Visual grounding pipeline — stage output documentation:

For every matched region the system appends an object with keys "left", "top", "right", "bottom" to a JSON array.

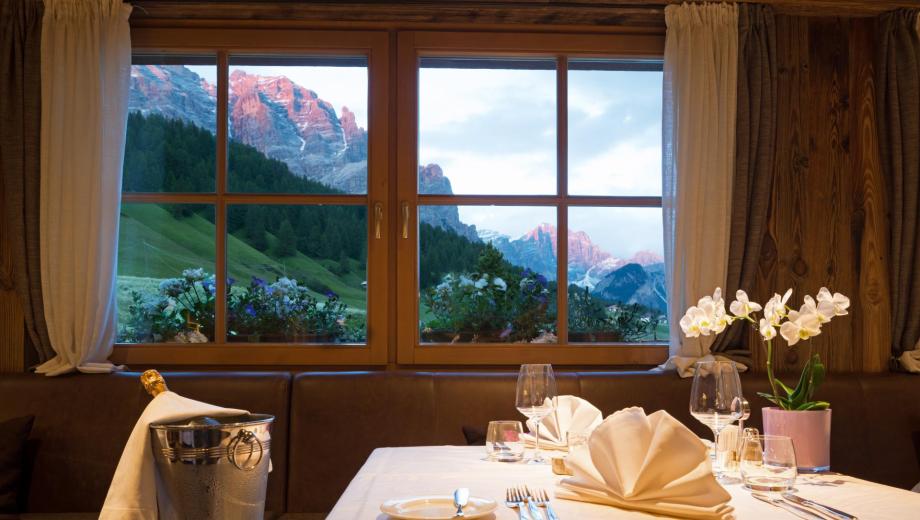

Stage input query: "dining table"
[{"left": 327, "top": 445, "right": 920, "bottom": 519}]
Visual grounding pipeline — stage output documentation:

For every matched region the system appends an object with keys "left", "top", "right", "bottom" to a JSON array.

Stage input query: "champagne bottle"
[{"left": 141, "top": 369, "right": 168, "bottom": 397}]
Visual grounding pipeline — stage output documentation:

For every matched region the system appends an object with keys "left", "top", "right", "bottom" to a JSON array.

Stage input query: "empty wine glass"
[
  {"left": 515, "top": 364, "right": 557, "bottom": 464},
  {"left": 689, "top": 360, "right": 744, "bottom": 482}
]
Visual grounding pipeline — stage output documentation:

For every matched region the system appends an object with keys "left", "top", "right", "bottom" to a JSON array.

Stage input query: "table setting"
[{"left": 328, "top": 287, "right": 920, "bottom": 519}]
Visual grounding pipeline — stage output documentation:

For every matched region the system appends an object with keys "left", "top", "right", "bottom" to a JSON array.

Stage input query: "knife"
[
  {"left": 751, "top": 492, "right": 824, "bottom": 519},
  {"left": 782, "top": 493, "right": 858, "bottom": 520}
]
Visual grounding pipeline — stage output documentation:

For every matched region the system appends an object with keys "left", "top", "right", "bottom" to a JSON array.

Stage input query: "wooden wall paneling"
[
  {"left": 752, "top": 16, "right": 890, "bottom": 374},
  {"left": 848, "top": 18, "right": 891, "bottom": 373},
  {"left": 753, "top": 15, "right": 810, "bottom": 374},
  {"left": 803, "top": 17, "right": 854, "bottom": 373}
]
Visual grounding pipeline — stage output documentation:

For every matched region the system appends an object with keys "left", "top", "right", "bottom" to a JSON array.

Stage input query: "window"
[
  {"left": 115, "top": 28, "right": 665, "bottom": 366},
  {"left": 115, "top": 31, "right": 389, "bottom": 365},
  {"left": 396, "top": 32, "right": 667, "bottom": 365}
]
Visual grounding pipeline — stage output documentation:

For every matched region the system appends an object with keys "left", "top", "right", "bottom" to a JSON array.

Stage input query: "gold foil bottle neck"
[{"left": 141, "top": 369, "right": 168, "bottom": 397}]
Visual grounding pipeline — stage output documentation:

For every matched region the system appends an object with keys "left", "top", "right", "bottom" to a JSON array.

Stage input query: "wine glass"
[
  {"left": 689, "top": 360, "right": 744, "bottom": 481},
  {"left": 515, "top": 364, "right": 557, "bottom": 464}
]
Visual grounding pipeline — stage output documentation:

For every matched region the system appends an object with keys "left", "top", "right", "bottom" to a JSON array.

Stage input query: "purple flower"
[
  {"left": 201, "top": 280, "right": 215, "bottom": 295},
  {"left": 227, "top": 277, "right": 236, "bottom": 287},
  {"left": 325, "top": 290, "right": 338, "bottom": 299},
  {"left": 251, "top": 276, "right": 267, "bottom": 288},
  {"left": 536, "top": 274, "right": 548, "bottom": 287},
  {"left": 244, "top": 304, "right": 256, "bottom": 317}
]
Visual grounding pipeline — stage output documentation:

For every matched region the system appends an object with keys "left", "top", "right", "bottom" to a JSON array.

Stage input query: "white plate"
[{"left": 380, "top": 495, "right": 498, "bottom": 519}]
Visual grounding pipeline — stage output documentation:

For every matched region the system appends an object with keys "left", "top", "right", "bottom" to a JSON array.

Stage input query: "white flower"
[
  {"left": 764, "top": 288, "right": 792, "bottom": 326},
  {"left": 474, "top": 276, "right": 488, "bottom": 289},
  {"left": 817, "top": 287, "right": 850, "bottom": 316},
  {"left": 680, "top": 306, "right": 712, "bottom": 337},
  {"left": 459, "top": 275, "right": 473, "bottom": 287},
  {"left": 801, "top": 295, "right": 832, "bottom": 324},
  {"left": 759, "top": 318, "right": 777, "bottom": 340},
  {"left": 182, "top": 268, "right": 207, "bottom": 282},
  {"left": 493, "top": 277, "right": 507, "bottom": 291},
  {"left": 779, "top": 310, "right": 822, "bottom": 346},
  {"left": 729, "top": 290, "right": 762, "bottom": 318}
]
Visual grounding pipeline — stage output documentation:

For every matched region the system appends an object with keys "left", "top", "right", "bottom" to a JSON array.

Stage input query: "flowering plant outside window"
[{"left": 680, "top": 287, "right": 850, "bottom": 411}]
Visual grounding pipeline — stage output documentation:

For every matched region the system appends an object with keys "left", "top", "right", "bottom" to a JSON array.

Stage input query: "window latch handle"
[
  {"left": 374, "top": 202, "right": 384, "bottom": 239},
  {"left": 401, "top": 202, "right": 409, "bottom": 239}
]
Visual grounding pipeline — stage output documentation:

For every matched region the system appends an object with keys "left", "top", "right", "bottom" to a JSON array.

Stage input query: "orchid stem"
[{"left": 766, "top": 339, "right": 780, "bottom": 407}]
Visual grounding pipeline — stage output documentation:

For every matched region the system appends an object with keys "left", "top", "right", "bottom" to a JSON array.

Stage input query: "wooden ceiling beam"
[{"left": 129, "top": 1, "right": 919, "bottom": 28}]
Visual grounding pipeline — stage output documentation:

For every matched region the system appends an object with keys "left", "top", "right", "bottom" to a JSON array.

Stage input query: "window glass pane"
[
  {"left": 567, "top": 206, "right": 667, "bottom": 342},
  {"left": 117, "top": 203, "right": 216, "bottom": 343},
  {"left": 226, "top": 204, "right": 367, "bottom": 343},
  {"left": 419, "top": 205, "right": 557, "bottom": 343},
  {"left": 418, "top": 58, "right": 556, "bottom": 195},
  {"left": 228, "top": 56, "right": 368, "bottom": 194},
  {"left": 568, "top": 61, "right": 663, "bottom": 196},
  {"left": 125, "top": 55, "right": 217, "bottom": 192}
]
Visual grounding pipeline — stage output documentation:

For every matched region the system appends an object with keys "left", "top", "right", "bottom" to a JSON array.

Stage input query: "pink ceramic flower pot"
[{"left": 762, "top": 407, "right": 831, "bottom": 472}]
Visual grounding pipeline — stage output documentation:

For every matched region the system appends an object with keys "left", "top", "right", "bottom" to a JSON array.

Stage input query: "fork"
[
  {"left": 531, "top": 488, "right": 559, "bottom": 520},
  {"left": 505, "top": 487, "right": 533, "bottom": 520},
  {"left": 520, "top": 486, "right": 544, "bottom": 520}
]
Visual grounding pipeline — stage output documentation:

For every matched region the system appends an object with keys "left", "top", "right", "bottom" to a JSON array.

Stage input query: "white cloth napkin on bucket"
[
  {"left": 522, "top": 395, "right": 603, "bottom": 451},
  {"left": 557, "top": 407, "right": 734, "bottom": 520},
  {"left": 100, "top": 391, "right": 249, "bottom": 520}
]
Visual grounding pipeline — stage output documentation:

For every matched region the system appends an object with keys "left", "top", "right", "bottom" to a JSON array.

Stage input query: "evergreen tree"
[
  {"left": 245, "top": 206, "right": 268, "bottom": 251},
  {"left": 275, "top": 219, "right": 297, "bottom": 257}
]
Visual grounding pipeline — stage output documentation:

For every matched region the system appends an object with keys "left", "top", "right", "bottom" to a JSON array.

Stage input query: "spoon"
[{"left": 453, "top": 487, "right": 470, "bottom": 517}]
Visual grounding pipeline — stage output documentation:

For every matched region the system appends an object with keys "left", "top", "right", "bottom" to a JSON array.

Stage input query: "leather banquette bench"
[{"left": 1, "top": 370, "right": 918, "bottom": 518}]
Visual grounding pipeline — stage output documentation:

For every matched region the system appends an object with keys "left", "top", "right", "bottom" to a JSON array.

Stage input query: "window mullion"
[
  {"left": 215, "top": 50, "right": 229, "bottom": 344},
  {"left": 556, "top": 55, "right": 569, "bottom": 345}
]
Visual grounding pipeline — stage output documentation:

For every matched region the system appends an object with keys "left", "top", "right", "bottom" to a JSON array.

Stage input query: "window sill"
[{"left": 111, "top": 343, "right": 387, "bottom": 366}]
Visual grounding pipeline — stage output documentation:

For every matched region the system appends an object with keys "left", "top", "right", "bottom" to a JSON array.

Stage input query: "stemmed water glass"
[
  {"left": 689, "top": 360, "right": 744, "bottom": 482},
  {"left": 515, "top": 364, "right": 557, "bottom": 465}
]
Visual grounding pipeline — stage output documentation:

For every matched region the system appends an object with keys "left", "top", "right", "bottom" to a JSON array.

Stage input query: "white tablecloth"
[{"left": 328, "top": 445, "right": 920, "bottom": 519}]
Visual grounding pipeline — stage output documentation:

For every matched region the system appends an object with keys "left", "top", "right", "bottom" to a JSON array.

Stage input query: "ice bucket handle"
[{"left": 228, "top": 429, "right": 264, "bottom": 471}]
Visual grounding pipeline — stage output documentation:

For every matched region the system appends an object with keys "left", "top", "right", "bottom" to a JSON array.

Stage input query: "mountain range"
[{"left": 128, "top": 64, "right": 666, "bottom": 311}]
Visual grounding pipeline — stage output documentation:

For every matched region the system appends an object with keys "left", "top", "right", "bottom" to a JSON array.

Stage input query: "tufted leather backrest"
[{"left": 0, "top": 371, "right": 291, "bottom": 514}]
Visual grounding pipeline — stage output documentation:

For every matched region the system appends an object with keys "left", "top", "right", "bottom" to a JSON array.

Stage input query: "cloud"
[
  {"left": 421, "top": 146, "right": 556, "bottom": 195},
  {"left": 569, "top": 139, "right": 661, "bottom": 196}
]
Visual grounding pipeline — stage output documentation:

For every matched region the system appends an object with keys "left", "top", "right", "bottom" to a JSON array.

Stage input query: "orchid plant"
[{"left": 680, "top": 287, "right": 850, "bottom": 411}]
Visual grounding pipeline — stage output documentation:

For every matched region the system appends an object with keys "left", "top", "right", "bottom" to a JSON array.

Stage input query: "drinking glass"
[
  {"left": 740, "top": 435, "right": 797, "bottom": 492},
  {"left": 485, "top": 421, "right": 525, "bottom": 462},
  {"left": 515, "top": 364, "right": 557, "bottom": 464},
  {"left": 689, "top": 360, "right": 744, "bottom": 481}
]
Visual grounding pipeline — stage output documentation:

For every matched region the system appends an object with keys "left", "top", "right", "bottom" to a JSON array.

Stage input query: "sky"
[{"left": 419, "top": 66, "right": 664, "bottom": 259}]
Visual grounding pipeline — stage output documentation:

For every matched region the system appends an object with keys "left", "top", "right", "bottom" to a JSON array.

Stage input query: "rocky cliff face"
[
  {"left": 418, "top": 164, "right": 480, "bottom": 242},
  {"left": 129, "top": 64, "right": 369, "bottom": 193}
]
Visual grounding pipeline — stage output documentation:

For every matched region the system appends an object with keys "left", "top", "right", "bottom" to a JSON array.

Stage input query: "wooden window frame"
[
  {"left": 395, "top": 31, "right": 669, "bottom": 365},
  {"left": 111, "top": 28, "right": 390, "bottom": 366}
]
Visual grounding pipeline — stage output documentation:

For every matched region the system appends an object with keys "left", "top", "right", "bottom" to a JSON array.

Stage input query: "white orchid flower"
[
  {"left": 801, "top": 295, "right": 833, "bottom": 324},
  {"left": 680, "top": 306, "right": 713, "bottom": 337},
  {"left": 759, "top": 318, "right": 777, "bottom": 340},
  {"left": 779, "top": 310, "right": 822, "bottom": 346},
  {"left": 764, "top": 288, "right": 793, "bottom": 326},
  {"left": 729, "top": 289, "right": 762, "bottom": 318},
  {"left": 817, "top": 287, "right": 850, "bottom": 316}
]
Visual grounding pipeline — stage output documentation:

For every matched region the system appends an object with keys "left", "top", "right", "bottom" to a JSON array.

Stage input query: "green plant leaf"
[
  {"left": 757, "top": 391, "right": 792, "bottom": 410},
  {"left": 806, "top": 354, "right": 825, "bottom": 402},
  {"left": 788, "top": 356, "right": 814, "bottom": 410},
  {"left": 775, "top": 378, "right": 795, "bottom": 398},
  {"left": 796, "top": 401, "right": 830, "bottom": 411}
]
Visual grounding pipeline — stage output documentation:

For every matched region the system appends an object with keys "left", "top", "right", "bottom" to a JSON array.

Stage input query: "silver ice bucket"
[{"left": 150, "top": 413, "right": 274, "bottom": 519}]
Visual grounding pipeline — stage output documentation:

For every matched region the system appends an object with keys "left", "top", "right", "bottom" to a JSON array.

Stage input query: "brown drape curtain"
[
  {"left": 878, "top": 9, "right": 920, "bottom": 359},
  {"left": 710, "top": 4, "right": 777, "bottom": 364},
  {"left": 0, "top": 0, "right": 53, "bottom": 363}
]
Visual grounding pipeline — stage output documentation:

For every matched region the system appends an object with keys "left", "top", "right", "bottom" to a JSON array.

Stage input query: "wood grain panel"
[
  {"left": 129, "top": 1, "right": 920, "bottom": 27},
  {"left": 849, "top": 19, "right": 891, "bottom": 373},
  {"left": 751, "top": 16, "right": 890, "bottom": 374},
  {"left": 0, "top": 290, "right": 24, "bottom": 373}
]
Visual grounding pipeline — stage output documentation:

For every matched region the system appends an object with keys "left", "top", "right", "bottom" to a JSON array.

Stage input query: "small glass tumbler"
[
  {"left": 740, "top": 435, "right": 797, "bottom": 492},
  {"left": 486, "top": 421, "right": 525, "bottom": 462}
]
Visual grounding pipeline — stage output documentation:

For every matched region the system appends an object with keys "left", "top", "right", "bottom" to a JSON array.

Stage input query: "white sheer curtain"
[
  {"left": 659, "top": 3, "right": 739, "bottom": 377},
  {"left": 36, "top": 0, "right": 132, "bottom": 376}
]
